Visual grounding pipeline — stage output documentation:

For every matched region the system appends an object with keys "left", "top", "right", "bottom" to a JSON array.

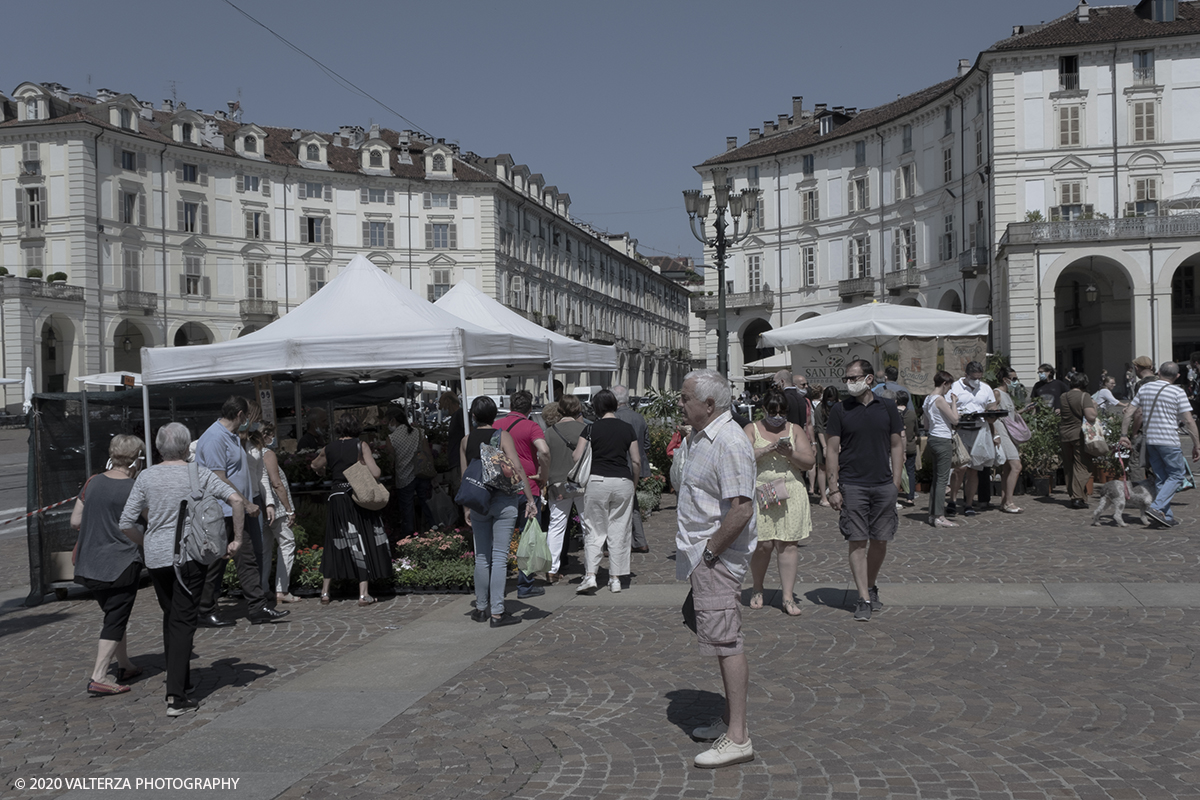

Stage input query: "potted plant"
[
  {"left": 46, "top": 271, "right": 67, "bottom": 283},
  {"left": 1018, "top": 398, "right": 1061, "bottom": 496},
  {"left": 26, "top": 268, "right": 43, "bottom": 280}
]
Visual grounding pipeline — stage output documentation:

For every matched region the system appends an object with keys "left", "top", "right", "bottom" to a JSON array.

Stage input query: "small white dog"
[{"left": 1091, "top": 480, "right": 1157, "bottom": 527}]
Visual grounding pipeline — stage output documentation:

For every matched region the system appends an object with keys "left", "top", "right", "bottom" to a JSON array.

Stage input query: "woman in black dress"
[{"left": 311, "top": 414, "right": 391, "bottom": 606}]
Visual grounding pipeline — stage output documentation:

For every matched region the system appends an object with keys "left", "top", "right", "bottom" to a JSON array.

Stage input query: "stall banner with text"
[
  {"left": 945, "top": 337, "right": 988, "bottom": 377},
  {"left": 790, "top": 344, "right": 881, "bottom": 386},
  {"left": 898, "top": 337, "right": 938, "bottom": 393}
]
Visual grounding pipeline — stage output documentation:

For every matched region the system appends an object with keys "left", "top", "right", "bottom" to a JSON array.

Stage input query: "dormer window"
[
  {"left": 819, "top": 116, "right": 833, "bottom": 135},
  {"left": 306, "top": 143, "right": 320, "bottom": 161},
  {"left": 432, "top": 154, "right": 446, "bottom": 172},
  {"left": 25, "top": 98, "right": 38, "bottom": 121},
  {"left": 245, "top": 135, "right": 257, "bottom": 153},
  {"left": 369, "top": 150, "right": 383, "bottom": 167},
  {"left": 119, "top": 108, "right": 133, "bottom": 130},
  {"left": 182, "top": 123, "right": 193, "bottom": 144}
]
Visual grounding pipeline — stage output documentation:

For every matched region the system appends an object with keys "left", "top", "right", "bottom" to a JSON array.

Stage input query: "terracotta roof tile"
[
  {"left": 991, "top": 1, "right": 1200, "bottom": 51},
  {"left": 701, "top": 77, "right": 961, "bottom": 166}
]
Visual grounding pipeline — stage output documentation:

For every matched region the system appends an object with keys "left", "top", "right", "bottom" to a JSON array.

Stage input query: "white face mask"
[
  {"left": 845, "top": 378, "right": 870, "bottom": 396},
  {"left": 965, "top": 378, "right": 980, "bottom": 391}
]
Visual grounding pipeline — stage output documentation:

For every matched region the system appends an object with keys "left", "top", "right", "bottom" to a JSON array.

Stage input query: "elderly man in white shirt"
[
  {"left": 947, "top": 361, "right": 1001, "bottom": 517},
  {"left": 676, "top": 369, "right": 757, "bottom": 769}
]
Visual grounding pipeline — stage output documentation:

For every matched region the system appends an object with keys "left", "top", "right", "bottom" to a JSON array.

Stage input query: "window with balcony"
[
  {"left": 1059, "top": 55, "right": 1079, "bottom": 91},
  {"left": 123, "top": 249, "right": 140, "bottom": 291},
  {"left": 802, "top": 189, "right": 819, "bottom": 221},
  {"left": 1058, "top": 105, "right": 1081, "bottom": 146},
  {"left": 943, "top": 148, "right": 953, "bottom": 185},
  {"left": 24, "top": 244, "right": 43, "bottom": 272},
  {"left": 426, "top": 222, "right": 456, "bottom": 249},
  {"left": 1134, "top": 50, "right": 1155, "bottom": 85},
  {"left": 427, "top": 268, "right": 452, "bottom": 302},
  {"left": 747, "top": 165, "right": 759, "bottom": 188},
  {"left": 802, "top": 246, "right": 816, "bottom": 287},
  {"left": 850, "top": 236, "right": 871, "bottom": 278},
  {"left": 1133, "top": 100, "right": 1157, "bottom": 142},
  {"left": 894, "top": 226, "right": 916, "bottom": 269},
  {"left": 301, "top": 215, "right": 330, "bottom": 244},
  {"left": 246, "top": 261, "right": 264, "bottom": 300},
  {"left": 1130, "top": 177, "right": 1159, "bottom": 216},
  {"left": 747, "top": 254, "right": 762, "bottom": 292},
  {"left": 1054, "top": 181, "right": 1084, "bottom": 220},
  {"left": 244, "top": 210, "right": 270, "bottom": 240},
  {"left": 308, "top": 265, "right": 326, "bottom": 296},
  {"left": 902, "top": 124, "right": 912, "bottom": 153},
  {"left": 22, "top": 142, "right": 40, "bottom": 175}
]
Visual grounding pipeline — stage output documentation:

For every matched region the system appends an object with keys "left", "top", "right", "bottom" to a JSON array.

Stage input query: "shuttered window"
[{"left": 426, "top": 223, "right": 456, "bottom": 249}]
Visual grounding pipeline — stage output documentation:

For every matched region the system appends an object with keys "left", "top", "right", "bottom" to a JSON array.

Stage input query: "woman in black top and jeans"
[{"left": 576, "top": 389, "right": 640, "bottom": 595}]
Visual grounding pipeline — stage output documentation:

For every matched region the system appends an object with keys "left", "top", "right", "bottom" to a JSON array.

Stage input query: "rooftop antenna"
[{"left": 167, "top": 80, "right": 177, "bottom": 102}]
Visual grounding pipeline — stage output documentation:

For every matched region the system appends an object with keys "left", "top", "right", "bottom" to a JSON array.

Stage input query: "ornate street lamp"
[{"left": 683, "top": 167, "right": 760, "bottom": 376}]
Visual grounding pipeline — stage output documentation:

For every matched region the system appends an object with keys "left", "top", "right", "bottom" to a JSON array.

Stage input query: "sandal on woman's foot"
[
  {"left": 782, "top": 598, "right": 804, "bottom": 617},
  {"left": 358, "top": 595, "right": 376, "bottom": 607},
  {"left": 116, "top": 665, "right": 143, "bottom": 682},
  {"left": 749, "top": 591, "right": 764, "bottom": 609},
  {"left": 320, "top": 593, "right": 331, "bottom": 606},
  {"left": 933, "top": 517, "right": 958, "bottom": 528},
  {"left": 277, "top": 592, "right": 303, "bottom": 603},
  {"left": 1002, "top": 504, "right": 1023, "bottom": 514}
]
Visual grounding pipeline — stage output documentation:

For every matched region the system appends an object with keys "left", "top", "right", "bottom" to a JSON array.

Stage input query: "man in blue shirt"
[{"left": 195, "top": 396, "right": 288, "bottom": 626}]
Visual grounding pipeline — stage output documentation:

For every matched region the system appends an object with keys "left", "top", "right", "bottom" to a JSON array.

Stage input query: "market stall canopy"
[
  {"left": 742, "top": 352, "right": 792, "bottom": 374},
  {"left": 73, "top": 371, "right": 142, "bottom": 388},
  {"left": 139, "top": 256, "right": 553, "bottom": 385},
  {"left": 434, "top": 282, "right": 618, "bottom": 372},
  {"left": 758, "top": 302, "right": 991, "bottom": 349}
]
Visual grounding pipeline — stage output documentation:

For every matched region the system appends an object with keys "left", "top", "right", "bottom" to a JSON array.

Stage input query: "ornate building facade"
[
  {"left": 693, "top": 0, "right": 1200, "bottom": 385},
  {"left": 0, "top": 84, "right": 690, "bottom": 406}
]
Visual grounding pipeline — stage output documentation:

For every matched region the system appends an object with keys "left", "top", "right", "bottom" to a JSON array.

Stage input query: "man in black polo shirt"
[{"left": 824, "top": 360, "right": 903, "bottom": 623}]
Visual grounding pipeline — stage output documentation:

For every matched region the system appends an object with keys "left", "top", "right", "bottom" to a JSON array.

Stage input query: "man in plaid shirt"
[{"left": 675, "top": 369, "right": 758, "bottom": 769}]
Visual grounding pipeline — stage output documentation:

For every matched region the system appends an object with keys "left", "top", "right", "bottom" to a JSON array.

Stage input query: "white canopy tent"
[
  {"left": 759, "top": 302, "right": 990, "bottom": 349},
  {"left": 434, "top": 281, "right": 617, "bottom": 394},
  {"left": 138, "top": 255, "right": 555, "bottom": 453},
  {"left": 742, "top": 352, "right": 792, "bottom": 374}
]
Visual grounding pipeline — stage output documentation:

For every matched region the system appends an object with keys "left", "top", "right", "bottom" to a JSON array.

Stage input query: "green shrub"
[
  {"left": 1018, "top": 398, "right": 1061, "bottom": 479},
  {"left": 26, "top": 268, "right": 43, "bottom": 279},
  {"left": 393, "top": 557, "right": 474, "bottom": 589},
  {"left": 46, "top": 271, "right": 67, "bottom": 283},
  {"left": 292, "top": 545, "right": 324, "bottom": 589}
]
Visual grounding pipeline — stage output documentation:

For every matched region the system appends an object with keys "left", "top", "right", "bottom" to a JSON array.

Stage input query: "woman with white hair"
[{"left": 120, "top": 423, "right": 246, "bottom": 718}]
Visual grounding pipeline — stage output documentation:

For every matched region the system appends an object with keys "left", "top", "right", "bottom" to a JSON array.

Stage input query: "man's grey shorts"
[
  {"left": 838, "top": 482, "right": 899, "bottom": 542},
  {"left": 689, "top": 559, "right": 744, "bottom": 657}
]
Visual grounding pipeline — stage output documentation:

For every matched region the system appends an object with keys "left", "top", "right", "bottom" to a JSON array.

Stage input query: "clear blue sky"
[{"left": 7, "top": 0, "right": 1071, "bottom": 262}]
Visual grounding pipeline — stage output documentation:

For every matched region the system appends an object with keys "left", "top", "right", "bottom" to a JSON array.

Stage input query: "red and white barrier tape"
[{"left": 1, "top": 495, "right": 77, "bottom": 526}]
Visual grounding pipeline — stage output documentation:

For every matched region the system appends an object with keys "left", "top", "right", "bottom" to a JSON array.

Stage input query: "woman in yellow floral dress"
[{"left": 743, "top": 389, "right": 815, "bottom": 616}]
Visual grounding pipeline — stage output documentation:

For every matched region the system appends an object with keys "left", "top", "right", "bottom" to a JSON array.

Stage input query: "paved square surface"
[{"left": 1, "top": 487, "right": 1197, "bottom": 799}]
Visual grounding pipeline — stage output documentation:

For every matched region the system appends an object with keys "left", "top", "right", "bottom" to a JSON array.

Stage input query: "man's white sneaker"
[
  {"left": 694, "top": 733, "right": 754, "bottom": 768},
  {"left": 691, "top": 718, "right": 728, "bottom": 741},
  {"left": 608, "top": 577, "right": 622, "bottom": 593},
  {"left": 576, "top": 575, "right": 598, "bottom": 594}
]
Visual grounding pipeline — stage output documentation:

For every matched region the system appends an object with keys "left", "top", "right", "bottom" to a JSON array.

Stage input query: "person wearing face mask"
[
  {"left": 1030, "top": 364, "right": 1069, "bottom": 411},
  {"left": 993, "top": 367, "right": 1024, "bottom": 514},
  {"left": 255, "top": 422, "right": 301, "bottom": 603},
  {"left": 947, "top": 362, "right": 1000, "bottom": 517},
  {"left": 743, "top": 389, "right": 815, "bottom": 617},
  {"left": 824, "top": 360, "right": 904, "bottom": 623},
  {"left": 195, "top": 396, "right": 288, "bottom": 627}
]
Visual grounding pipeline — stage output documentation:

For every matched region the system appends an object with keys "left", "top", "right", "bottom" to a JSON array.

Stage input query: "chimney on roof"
[
  {"left": 292, "top": 128, "right": 301, "bottom": 141},
  {"left": 368, "top": 123, "right": 380, "bottom": 139},
  {"left": 161, "top": 99, "right": 174, "bottom": 113},
  {"left": 213, "top": 110, "right": 226, "bottom": 121},
  {"left": 1076, "top": 0, "right": 1090, "bottom": 23},
  {"left": 726, "top": 136, "right": 738, "bottom": 151},
  {"left": 765, "top": 120, "right": 776, "bottom": 133},
  {"left": 815, "top": 103, "right": 827, "bottom": 114},
  {"left": 792, "top": 96, "right": 803, "bottom": 123},
  {"left": 778, "top": 113, "right": 790, "bottom": 129},
  {"left": 96, "top": 88, "right": 116, "bottom": 102},
  {"left": 846, "top": 107, "right": 857, "bottom": 116},
  {"left": 833, "top": 106, "right": 845, "bottom": 115},
  {"left": 749, "top": 127, "right": 761, "bottom": 140},
  {"left": 958, "top": 58, "right": 971, "bottom": 77}
]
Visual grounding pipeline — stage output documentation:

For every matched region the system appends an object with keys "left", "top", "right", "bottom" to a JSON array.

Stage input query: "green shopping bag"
[{"left": 516, "top": 517, "right": 552, "bottom": 575}]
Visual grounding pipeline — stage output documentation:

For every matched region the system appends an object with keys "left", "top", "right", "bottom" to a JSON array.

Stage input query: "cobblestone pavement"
[{"left": 2, "top": 487, "right": 1198, "bottom": 799}]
